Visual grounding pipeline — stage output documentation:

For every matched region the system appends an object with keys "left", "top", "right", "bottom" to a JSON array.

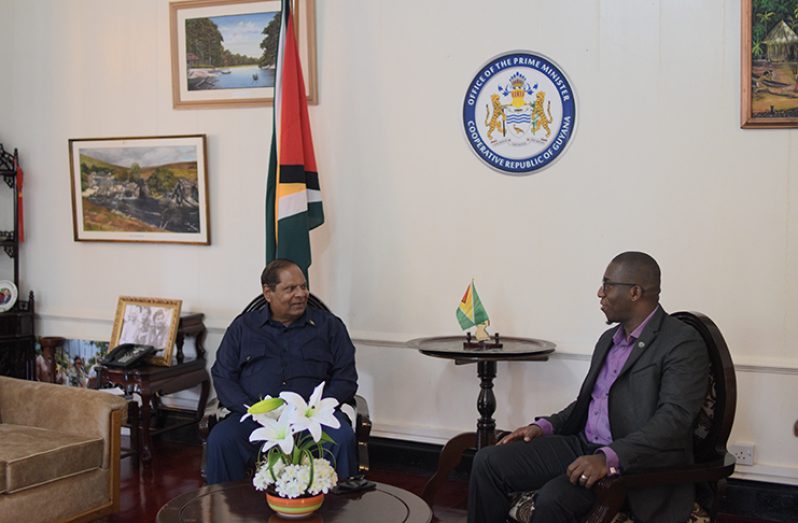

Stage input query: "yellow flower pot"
[{"left": 266, "top": 492, "right": 324, "bottom": 519}]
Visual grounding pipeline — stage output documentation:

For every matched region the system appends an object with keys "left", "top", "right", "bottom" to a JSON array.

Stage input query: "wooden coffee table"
[{"left": 156, "top": 480, "right": 432, "bottom": 523}]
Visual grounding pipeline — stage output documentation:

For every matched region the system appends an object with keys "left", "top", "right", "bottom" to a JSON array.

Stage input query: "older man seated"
[{"left": 206, "top": 258, "right": 358, "bottom": 484}]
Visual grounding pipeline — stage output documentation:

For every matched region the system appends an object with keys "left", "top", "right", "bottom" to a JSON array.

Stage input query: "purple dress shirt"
[{"left": 534, "top": 306, "right": 659, "bottom": 473}]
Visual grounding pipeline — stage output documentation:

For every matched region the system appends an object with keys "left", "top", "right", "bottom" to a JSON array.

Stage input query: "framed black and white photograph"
[{"left": 109, "top": 296, "right": 182, "bottom": 366}]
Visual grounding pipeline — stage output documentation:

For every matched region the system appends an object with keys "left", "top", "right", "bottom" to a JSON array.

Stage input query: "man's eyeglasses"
[{"left": 600, "top": 281, "right": 638, "bottom": 293}]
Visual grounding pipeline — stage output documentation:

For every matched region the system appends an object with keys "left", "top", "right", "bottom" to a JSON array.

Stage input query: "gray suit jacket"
[{"left": 543, "top": 307, "right": 709, "bottom": 523}]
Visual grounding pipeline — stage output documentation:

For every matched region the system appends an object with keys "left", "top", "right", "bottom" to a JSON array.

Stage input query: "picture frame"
[
  {"left": 36, "top": 338, "right": 110, "bottom": 388},
  {"left": 109, "top": 297, "right": 183, "bottom": 367},
  {"left": 68, "top": 135, "right": 210, "bottom": 244},
  {"left": 741, "top": 0, "right": 798, "bottom": 128},
  {"left": 169, "top": 0, "right": 317, "bottom": 109}
]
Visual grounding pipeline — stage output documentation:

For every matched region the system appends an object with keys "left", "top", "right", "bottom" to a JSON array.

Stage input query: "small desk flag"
[{"left": 456, "top": 280, "right": 490, "bottom": 340}]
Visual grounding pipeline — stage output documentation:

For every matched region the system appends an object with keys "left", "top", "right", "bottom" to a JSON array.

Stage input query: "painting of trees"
[
  {"left": 259, "top": 11, "right": 282, "bottom": 68},
  {"left": 752, "top": 0, "right": 798, "bottom": 58},
  {"left": 170, "top": 0, "right": 317, "bottom": 107},
  {"left": 186, "top": 17, "right": 225, "bottom": 67}
]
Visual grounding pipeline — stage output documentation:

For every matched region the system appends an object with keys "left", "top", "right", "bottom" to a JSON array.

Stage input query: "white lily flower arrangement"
[{"left": 244, "top": 381, "right": 341, "bottom": 498}]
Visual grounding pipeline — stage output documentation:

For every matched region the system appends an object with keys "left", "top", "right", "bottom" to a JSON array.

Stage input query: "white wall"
[{"left": 1, "top": 0, "right": 797, "bottom": 485}]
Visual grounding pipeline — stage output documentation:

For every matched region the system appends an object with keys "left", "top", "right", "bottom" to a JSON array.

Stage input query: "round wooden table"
[
  {"left": 156, "top": 481, "right": 432, "bottom": 523},
  {"left": 407, "top": 335, "right": 555, "bottom": 504}
]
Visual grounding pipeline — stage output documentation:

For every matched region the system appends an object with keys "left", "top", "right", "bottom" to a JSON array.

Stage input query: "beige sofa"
[{"left": 0, "top": 376, "right": 128, "bottom": 523}]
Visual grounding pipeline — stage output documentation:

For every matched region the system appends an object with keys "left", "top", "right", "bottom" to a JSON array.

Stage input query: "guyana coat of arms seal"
[{"left": 463, "top": 51, "right": 577, "bottom": 175}]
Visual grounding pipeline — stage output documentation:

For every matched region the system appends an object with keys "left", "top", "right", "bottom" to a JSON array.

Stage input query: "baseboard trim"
[{"left": 732, "top": 464, "right": 798, "bottom": 486}]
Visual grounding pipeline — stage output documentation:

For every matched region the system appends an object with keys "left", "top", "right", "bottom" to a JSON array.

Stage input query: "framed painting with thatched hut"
[{"left": 742, "top": 0, "right": 798, "bottom": 127}]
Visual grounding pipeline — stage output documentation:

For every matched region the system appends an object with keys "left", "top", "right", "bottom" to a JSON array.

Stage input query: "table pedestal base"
[{"left": 410, "top": 334, "right": 555, "bottom": 507}]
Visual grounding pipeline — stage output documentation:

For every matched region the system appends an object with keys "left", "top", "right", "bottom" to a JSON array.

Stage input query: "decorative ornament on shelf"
[
  {"left": 456, "top": 279, "right": 502, "bottom": 350},
  {"left": 243, "top": 382, "right": 340, "bottom": 518},
  {"left": 0, "top": 280, "right": 18, "bottom": 313}
]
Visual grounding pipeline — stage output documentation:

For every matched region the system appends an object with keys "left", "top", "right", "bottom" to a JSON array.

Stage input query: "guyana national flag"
[
  {"left": 266, "top": 0, "right": 323, "bottom": 278},
  {"left": 456, "top": 280, "right": 490, "bottom": 331}
]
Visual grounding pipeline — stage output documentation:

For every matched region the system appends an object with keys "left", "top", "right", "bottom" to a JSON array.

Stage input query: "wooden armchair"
[
  {"left": 510, "top": 311, "right": 737, "bottom": 523},
  {"left": 199, "top": 293, "right": 372, "bottom": 481}
]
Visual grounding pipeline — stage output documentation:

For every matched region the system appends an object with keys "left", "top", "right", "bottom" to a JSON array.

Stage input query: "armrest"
[
  {"left": 199, "top": 397, "right": 222, "bottom": 441},
  {"left": 354, "top": 394, "right": 372, "bottom": 474},
  {"left": 0, "top": 376, "right": 128, "bottom": 440},
  {"left": 584, "top": 453, "right": 736, "bottom": 523},
  {"left": 355, "top": 394, "right": 371, "bottom": 435},
  {"left": 596, "top": 453, "right": 735, "bottom": 492}
]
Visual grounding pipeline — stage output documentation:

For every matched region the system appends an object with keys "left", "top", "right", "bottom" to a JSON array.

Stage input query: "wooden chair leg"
[{"left": 422, "top": 431, "right": 477, "bottom": 505}]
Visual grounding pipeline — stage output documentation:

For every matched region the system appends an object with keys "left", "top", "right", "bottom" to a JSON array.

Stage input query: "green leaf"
[
  {"left": 303, "top": 448, "right": 315, "bottom": 490},
  {"left": 267, "top": 447, "right": 282, "bottom": 481},
  {"left": 318, "top": 432, "right": 336, "bottom": 445}
]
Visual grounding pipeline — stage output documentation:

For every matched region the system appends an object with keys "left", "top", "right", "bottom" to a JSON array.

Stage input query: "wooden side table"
[
  {"left": 120, "top": 399, "right": 140, "bottom": 462},
  {"left": 97, "top": 313, "right": 210, "bottom": 463},
  {"left": 407, "top": 335, "right": 555, "bottom": 505}
]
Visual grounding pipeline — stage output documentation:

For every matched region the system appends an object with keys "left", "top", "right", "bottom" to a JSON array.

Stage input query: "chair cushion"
[
  {"left": 694, "top": 363, "right": 717, "bottom": 442},
  {"left": 508, "top": 490, "right": 537, "bottom": 523},
  {"left": 0, "top": 424, "right": 104, "bottom": 494},
  {"left": 507, "top": 491, "right": 709, "bottom": 523}
]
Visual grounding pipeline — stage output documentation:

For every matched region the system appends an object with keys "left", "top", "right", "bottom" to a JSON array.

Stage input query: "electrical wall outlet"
[{"left": 729, "top": 442, "right": 755, "bottom": 466}]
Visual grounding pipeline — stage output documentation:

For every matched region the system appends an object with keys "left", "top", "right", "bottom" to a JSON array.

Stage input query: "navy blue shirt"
[{"left": 211, "top": 306, "right": 358, "bottom": 414}]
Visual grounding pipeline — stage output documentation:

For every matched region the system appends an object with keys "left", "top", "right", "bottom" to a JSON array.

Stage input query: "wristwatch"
[{"left": 607, "top": 466, "right": 620, "bottom": 477}]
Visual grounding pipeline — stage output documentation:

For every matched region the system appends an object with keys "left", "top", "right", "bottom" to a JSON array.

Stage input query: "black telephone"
[{"left": 101, "top": 343, "right": 158, "bottom": 368}]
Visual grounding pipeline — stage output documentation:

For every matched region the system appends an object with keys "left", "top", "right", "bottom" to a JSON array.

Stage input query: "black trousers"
[{"left": 468, "top": 434, "right": 600, "bottom": 523}]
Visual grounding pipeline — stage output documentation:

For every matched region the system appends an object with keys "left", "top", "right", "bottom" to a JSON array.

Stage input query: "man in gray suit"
[{"left": 468, "top": 252, "right": 709, "bottom": 523}]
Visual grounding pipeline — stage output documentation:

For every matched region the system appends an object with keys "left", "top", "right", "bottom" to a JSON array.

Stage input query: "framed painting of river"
[
  {"left": 169, "top": 0, "right": 317, "bottom": 109},
  {"left": 742, "top": 0, "right": 798, "bottom": 128},
  {"left": 68, "top": 135, "right": 210, "bottom": 244}
]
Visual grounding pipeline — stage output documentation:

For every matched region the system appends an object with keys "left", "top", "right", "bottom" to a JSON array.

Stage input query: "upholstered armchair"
[
  {"left": 0, "top": 375, "right": 128, "bottom": 523},
  {"left": 509, "top": 311, "right": 737, "bottom": 523}
]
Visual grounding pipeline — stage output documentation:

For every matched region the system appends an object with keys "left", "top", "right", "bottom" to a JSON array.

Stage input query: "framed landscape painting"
[
  {"left": 741, "top": 0, "right": 798, "bottom": 128},
  {"left": 69, "top": 135, "right": 209, "bottom": 244},
  {"left": 170, "top": 0, "right": 317, "bottom": 108}
]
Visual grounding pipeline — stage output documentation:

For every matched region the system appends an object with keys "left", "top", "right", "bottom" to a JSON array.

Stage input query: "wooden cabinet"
[{"left": 0, "top": 145, "right": 35, "bottom": 379}]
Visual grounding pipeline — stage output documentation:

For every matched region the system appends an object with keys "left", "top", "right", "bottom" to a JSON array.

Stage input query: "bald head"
[
  {"left": 599, "top": 252, "right": 661, "bottom": 331},
  {"left": 610, "top": 251, "right": 661, "bottom": 301}
]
